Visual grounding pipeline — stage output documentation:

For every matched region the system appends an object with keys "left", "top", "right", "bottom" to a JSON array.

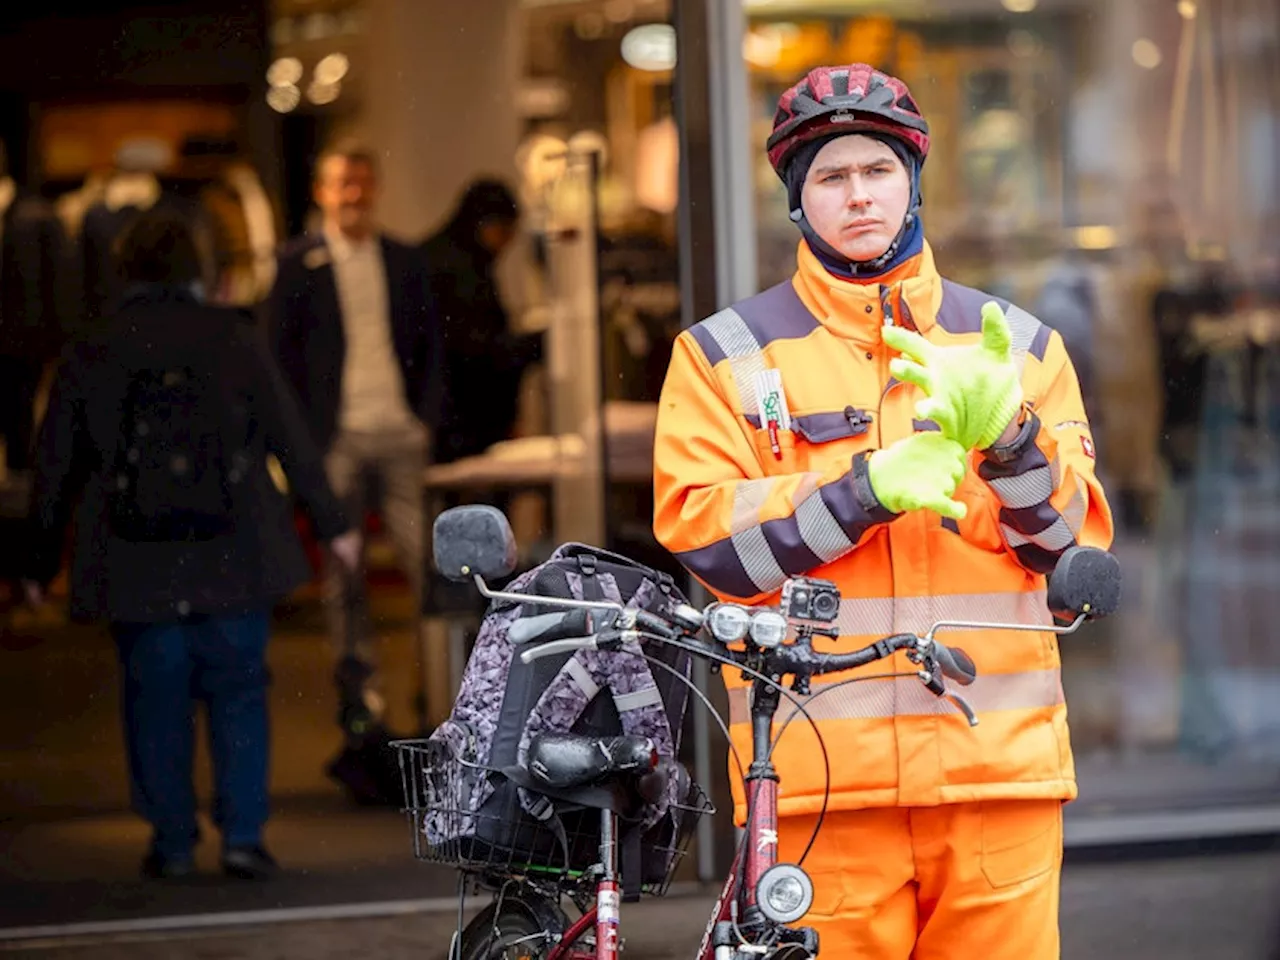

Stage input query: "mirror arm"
[
  {"left": 470, "top": 573, "right": 629, "bottom": 617},
  {"left": 924, "top": 613, "right": 1086, "bottom": 642}
]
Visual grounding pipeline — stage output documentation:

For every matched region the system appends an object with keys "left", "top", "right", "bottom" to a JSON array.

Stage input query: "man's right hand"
[
  {"left": 867, "top": 432, "right": 969, "bottom": 520},
  {"left": 329, "top": 529, "right": 364, "bottom": 574}
]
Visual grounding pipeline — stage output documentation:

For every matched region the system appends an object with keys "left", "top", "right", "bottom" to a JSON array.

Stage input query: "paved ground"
[{"left": 2, "top": 851, "right": 1278, "bottom": 959}]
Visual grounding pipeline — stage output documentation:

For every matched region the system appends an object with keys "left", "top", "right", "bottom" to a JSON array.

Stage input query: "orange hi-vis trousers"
[{"left": 778, "top": 799, "right": 1063, "bottom": 959}]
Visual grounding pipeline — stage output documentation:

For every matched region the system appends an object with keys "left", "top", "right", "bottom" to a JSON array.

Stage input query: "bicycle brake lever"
[
  {"left": 917, "top": 669, "right": 979, "bottom": 726},
  {"left": 945, "top": 691, "right": 979, "bottom": 727}
]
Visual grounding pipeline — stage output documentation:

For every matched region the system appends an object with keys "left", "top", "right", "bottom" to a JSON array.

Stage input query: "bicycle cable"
[
  {"left": 619, "top": 635, "right": 833, "bottom": 906},
  {"left": 763, "top": 668, "right": 921, "bottom": 864}
]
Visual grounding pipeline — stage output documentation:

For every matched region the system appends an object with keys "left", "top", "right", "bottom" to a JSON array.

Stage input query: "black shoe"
[
  {"left": 326, "top": 729, "right": 405, "bottom": 807},
  {"left": 141, "top": 850, "right": 195, "bottom": 880},
  {"left": 221, "top": 845, "right": 279, "bottom": 880}
]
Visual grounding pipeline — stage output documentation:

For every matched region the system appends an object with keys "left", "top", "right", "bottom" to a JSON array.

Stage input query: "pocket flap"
[{"left": 746, "top": 408, "right": 874, "bottom": 444}]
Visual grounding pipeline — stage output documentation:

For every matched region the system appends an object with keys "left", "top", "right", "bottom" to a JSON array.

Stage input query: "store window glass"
[
  {"left": 511, "top": 0, "right": 680, "bottom": 572},
  {"left": 744, "top": 0, "right": 1280, "bottom": 812}
]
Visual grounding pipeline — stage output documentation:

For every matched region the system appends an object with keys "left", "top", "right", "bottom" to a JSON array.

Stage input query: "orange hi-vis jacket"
[{"left": 653, "top": 240, "right": 1114, "bottom": 820}]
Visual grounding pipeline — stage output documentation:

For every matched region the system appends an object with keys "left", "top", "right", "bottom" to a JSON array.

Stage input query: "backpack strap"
[{"left": 619, "top": 822, "right": 644, "bottom": 902}]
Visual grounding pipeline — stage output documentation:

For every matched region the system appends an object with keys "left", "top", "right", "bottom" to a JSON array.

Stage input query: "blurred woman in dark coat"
[
  {"left": 420, "top": 179, "right": 542, "bottom": 464},
  {"left": 24, "top": 209, "right": 359, "bottom": 880}
]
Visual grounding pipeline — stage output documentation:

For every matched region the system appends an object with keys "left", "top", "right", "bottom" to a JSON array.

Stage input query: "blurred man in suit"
[{"left": 268, "top": 141, "right": 442, "bottom": 805}]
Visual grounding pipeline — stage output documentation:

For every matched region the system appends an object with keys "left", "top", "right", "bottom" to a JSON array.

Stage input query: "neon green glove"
[
  {"left": 867, "top": 432, "right": 969, "bottom": 521},
  {"left": 883, "top": 302, "right": 1024, "bottom": 451}
]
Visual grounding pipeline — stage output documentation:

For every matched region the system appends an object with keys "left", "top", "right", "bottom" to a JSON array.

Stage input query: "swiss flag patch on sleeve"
[{"left": 1081, "top": 435, "right": 1095, "bottom": 459}]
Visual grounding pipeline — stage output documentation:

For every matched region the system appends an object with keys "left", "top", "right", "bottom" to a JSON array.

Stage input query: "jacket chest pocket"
[{"left": 751, "top": 407, "right": 876, "bottom": 475}]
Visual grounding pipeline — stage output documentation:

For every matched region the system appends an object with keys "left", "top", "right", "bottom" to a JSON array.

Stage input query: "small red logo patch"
[{"left": 1081, "top": 435, "right": 1095, "bottom": 459}]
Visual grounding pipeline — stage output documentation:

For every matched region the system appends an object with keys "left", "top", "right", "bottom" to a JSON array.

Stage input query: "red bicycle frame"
[{"left": 543, "top": 678, "right": 789, "bottom": 960}]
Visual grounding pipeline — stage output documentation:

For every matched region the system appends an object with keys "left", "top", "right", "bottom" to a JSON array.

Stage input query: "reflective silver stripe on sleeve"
[
  {"left": 1005, "top": 304, "right": 1041, "bottom": 375},
  {"left": 731, "top": 525, "right": 787, "bottom": 594},
  {"left": 1001, "top": 516, "right": 1076, "bottom": 552},
  {"left": 1062, "top": 486, "right": 1088, "bottom": 537},
  {"left": 988, "top": 466, "right": 1055, "bottom": 509},
  {"left": 794, "top": 491, "right": 854, "bottom": 564}
]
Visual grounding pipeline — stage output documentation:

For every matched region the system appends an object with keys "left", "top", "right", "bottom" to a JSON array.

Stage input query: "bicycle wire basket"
[{"left": 393, "top": 737, "right": 714, "bottom": 896}]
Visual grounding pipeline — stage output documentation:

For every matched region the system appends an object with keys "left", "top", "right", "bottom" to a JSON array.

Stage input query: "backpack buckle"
[{"left": 577, "top": 554, "right": 598, "bottom": 577}]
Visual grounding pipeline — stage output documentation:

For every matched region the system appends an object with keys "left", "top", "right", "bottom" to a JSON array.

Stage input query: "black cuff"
[
  {"left": 851, "top": 452, "right": 899, "bottom": 522},
  {"left": 982, "top": 408, "right": 1041, "bottom": 466}
]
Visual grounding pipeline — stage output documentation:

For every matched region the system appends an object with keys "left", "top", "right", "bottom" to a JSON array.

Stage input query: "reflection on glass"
[{"left": 745, "top": 0, "right": 1280, "bottom": 812}]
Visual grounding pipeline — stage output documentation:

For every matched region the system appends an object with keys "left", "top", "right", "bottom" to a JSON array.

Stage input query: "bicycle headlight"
[
  {"left": 749, "top": 610, "right": 788, "bottom": 649},
  {"left": 755, "top": 863, "right": 813, "bottom": 924},
  {"left": 707, "top": 603, "right": 750, "bottom": 643}
]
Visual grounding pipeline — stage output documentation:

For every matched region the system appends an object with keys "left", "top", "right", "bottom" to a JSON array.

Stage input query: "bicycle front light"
[
  {"left": 755, "top": 863, "right": 813, "bottom": 925},
  {"left": 749, "top": 610, "right": 788, "bottom": 649},
  {"left": 708, "top": 603, "right": 751, "bottom": 643}
]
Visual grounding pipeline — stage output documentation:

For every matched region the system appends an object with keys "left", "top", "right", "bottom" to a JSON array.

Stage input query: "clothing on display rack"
[{"left": 0, "top": 165, "right": 68, "bottom": 476}]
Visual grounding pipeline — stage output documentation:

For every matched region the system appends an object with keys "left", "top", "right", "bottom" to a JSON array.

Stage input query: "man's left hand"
[{"left": 883, "top": 301, "right": 1024, "bottom": 451}]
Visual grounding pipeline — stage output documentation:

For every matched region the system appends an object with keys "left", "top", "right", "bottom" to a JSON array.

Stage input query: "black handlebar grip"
[
  {"left": 509, "top": 609, "right": 593, "bottom": 645},
  {"left": 934, "top": 643, "right": 977, "bottom": 686},
  {"left": 635, "top": 610, "right": 680, "bottom": 640}
]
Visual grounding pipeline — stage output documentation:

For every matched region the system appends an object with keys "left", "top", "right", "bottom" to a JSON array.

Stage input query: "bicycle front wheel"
[{"left": 457, "top": 896, "right": 567, "bottom": 960}]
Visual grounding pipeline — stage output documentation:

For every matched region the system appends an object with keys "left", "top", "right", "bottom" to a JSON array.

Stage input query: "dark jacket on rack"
[{"left": 1, "top": 189, "right": 67, "bottom": 361}]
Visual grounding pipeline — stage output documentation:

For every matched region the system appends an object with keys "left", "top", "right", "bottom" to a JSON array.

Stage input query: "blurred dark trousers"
[
  {"left": 0, "top": 357, "right": 42, "bottom": 472},
  {"left": 112, "top": 611, "right": 271, "bottom": 859}
]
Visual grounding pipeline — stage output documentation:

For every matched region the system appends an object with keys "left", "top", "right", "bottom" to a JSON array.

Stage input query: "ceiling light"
[
  {"left": 621, "top": 23, "right": 676, "bottom": 71},
  {"left": 314, "top": 52, "right": 349, "bottom": 85},
  {"left": 267, "top": 57, "right": 303, "bottom": 87},
  {"left": 1001, "top": 0, "right": 1038, "bottom": 12},
  {"left": 266, "top": 85, "right": 301, "bottom": 113},
  {"left": 1132, "top": 38, "right": 1162, "bottom": 69},
  {"left": 1177, "top": 0, "right": 1197, "bottom": 19}
]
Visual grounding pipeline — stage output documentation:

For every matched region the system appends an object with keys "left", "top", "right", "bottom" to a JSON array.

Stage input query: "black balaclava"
[{"left": 785, "top": 131, "right": 924, "bottom": 280}]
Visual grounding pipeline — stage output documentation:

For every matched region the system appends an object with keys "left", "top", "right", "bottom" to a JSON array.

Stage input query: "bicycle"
[{"left": 396, "top": 505, "right": 1120, "bottom": 960}]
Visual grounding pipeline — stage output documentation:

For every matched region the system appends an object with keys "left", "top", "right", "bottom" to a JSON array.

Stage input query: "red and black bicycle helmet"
[{"left": 767, "top": 64, "right": 930, "bottom": 180}]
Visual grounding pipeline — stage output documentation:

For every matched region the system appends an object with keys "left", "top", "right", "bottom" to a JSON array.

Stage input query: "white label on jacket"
[{"left": 753, "top": 368, "right": 792, "bottom": 430}]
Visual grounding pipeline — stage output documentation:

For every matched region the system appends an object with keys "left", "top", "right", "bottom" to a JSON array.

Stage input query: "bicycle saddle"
[{"left": 526, "top": 733, "right": 657, "bottom": 791}]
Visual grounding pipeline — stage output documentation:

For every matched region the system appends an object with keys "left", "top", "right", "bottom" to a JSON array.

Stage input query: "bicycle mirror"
[
  {"left": 1046, "top": 546, "right": 1121, "bottom": 621},
  {"left": 433, "top": 505, "right": 518, "bottom": 582}
]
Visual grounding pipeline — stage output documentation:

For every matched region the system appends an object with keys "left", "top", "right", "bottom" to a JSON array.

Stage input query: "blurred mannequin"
[
  {"left": 80, "top": 138, "right": 171, "bottom": 322},
  {"left": 55, "top": 168, "right": 109, "bottom": 242},
  {"left": 0, "top": 142, "right": 66, "bottom": 479}
]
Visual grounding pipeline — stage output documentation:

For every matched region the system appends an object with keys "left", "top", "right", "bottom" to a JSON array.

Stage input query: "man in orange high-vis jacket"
[{"left": 653, "top": 64, "right": 1114, "bottom": 959}]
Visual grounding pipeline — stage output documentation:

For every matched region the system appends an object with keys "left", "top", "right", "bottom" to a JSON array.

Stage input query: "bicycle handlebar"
[{"left": 490, "top": 578, "right": 996, "bottom": 725}]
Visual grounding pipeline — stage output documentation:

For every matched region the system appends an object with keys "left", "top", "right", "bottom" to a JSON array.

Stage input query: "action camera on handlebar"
[{"left": 780, "top": 576, "right": 840, "bottom": 624}]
